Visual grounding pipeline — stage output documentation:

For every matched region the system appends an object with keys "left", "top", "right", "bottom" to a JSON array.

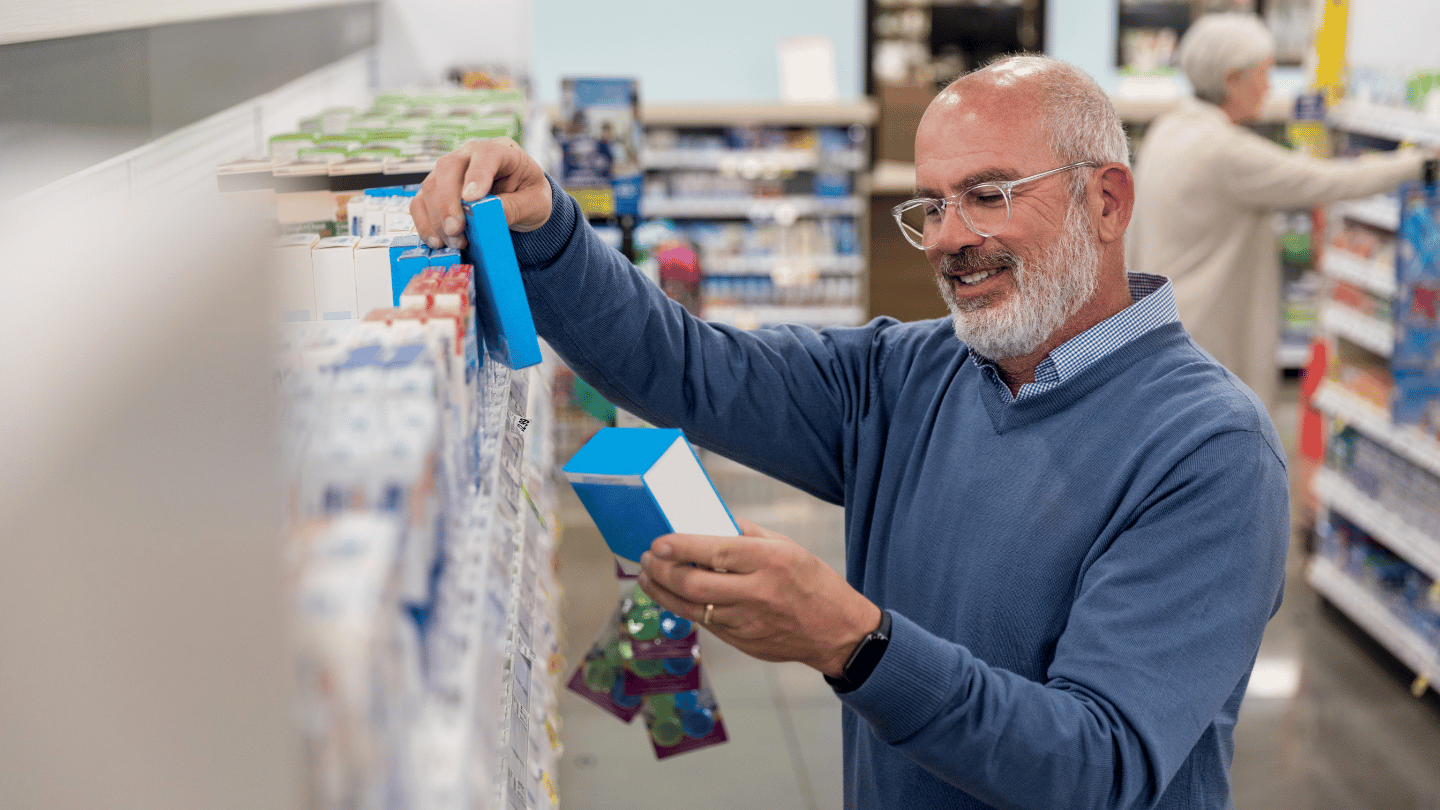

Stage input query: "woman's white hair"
[
  {"left": 972, "top": 55, "right": 1131, "bottom": 202},
  {"left": 1178, "top": 13, "right": 1276, "bottom": 105}
]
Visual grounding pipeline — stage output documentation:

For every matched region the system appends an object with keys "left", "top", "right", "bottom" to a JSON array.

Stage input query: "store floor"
[{"left": 552, "top": 377, "right": 1440, "bottom": 809}]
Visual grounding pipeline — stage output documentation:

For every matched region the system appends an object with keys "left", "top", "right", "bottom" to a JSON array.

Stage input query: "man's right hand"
[{"left": 410, "top": 137, "right": 553, "bottom": 251}]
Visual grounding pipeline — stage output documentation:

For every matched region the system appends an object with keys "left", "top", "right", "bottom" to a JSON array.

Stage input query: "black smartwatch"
[{"left": 824, "top": 610, "right": 892, "bottom": 694}]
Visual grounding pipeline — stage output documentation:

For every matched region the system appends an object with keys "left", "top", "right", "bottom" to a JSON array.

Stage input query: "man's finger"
[
  {"left": 651, "top": 532, "right": 776, "bottom": 575},
  {"left": 413, "top": 148, "right": 472, "bottom": 248}
]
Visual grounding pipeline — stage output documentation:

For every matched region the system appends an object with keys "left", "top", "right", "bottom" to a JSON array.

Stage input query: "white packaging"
[
  {"left": 384, "top": 197, "right": 415, "bottom": 234},
  {"left": 358, "top": 195, "right": 382, "bottom": 238},
  {"left": 354, "top": 235, "right": 397, "bottom": 317},
  {"left": 347, "top": 196, "right": 366, "bottom": 237},
  {"left": 312, "top": 236, "right": 361, "bottom": 321},
  {"left": 272, "top": 233, "right": 320, "bottom": 322},
  {"left": 291, "top": 511, "right": 412, "bottom": 810}
]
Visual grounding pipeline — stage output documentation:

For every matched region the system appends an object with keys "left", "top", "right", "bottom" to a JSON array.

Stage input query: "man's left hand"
[{"left": 638, "top": 518, "right": 882, "bottom": 678}]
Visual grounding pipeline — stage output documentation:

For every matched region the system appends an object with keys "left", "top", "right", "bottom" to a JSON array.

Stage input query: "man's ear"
[{"left": 1093, "top": 163, "right": 1134, "bottom": 245}]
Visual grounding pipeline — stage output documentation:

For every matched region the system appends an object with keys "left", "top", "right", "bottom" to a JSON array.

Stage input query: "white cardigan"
[{"left": 1127, "top": 98, "right": 1425, "bottom": 409}]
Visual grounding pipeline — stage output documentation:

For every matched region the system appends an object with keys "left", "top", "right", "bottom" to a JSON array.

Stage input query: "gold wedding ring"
[{"left": 703, "top": 603, "right": 715, "bottom": 625}]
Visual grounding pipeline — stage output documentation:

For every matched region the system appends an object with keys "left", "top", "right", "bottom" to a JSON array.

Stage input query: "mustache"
[{"left": 940, "top": 248, "right": 1020, "bottom": 276}]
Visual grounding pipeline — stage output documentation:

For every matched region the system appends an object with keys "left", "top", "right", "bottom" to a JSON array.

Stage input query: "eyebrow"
[{"left": 914, "top": 167, "right": 1023, "bottom": 199}]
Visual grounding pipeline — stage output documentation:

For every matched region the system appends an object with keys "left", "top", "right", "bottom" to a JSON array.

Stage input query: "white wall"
[
  {"left": 529, "top": 0, "right": 863, "bottom": 103},
  {"left": 1346, "top": 0, "right": 1440, "bottom": 76},
  {"left": 376, "top": 0, "right": 530, "bottom": 88}
]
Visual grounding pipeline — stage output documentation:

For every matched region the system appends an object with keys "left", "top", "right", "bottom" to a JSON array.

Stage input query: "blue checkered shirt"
[{"left": 975, "top": 273, "right": 1179, "bottom": 402}]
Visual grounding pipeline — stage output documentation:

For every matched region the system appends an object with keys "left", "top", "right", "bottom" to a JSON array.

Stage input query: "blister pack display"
[{"left": 566, "top": 586, "right": 728, "bottom": 759}]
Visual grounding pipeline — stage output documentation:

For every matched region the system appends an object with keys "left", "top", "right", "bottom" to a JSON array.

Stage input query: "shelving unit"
[
  {"left": 1305, "top": 86, "right": 1440, "bottom": 697},
  {"left": 637, "top": 100, "right": 876, "bottom": 328}
]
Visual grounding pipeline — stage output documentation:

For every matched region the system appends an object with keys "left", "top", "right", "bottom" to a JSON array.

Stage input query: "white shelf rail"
[
  {"left": 1313, "top": 467, "right": 1440, "bottom": 581},
  {"left": 1319, "top": 250, "right": 1397, "bottom": 299},
  {"left": 1307, "top": 556, "right": 1440, "bottom": 695},
  {"left": 704, "top": 304, "right": 866, "bottom": 328},
  {"left": 703, "top": 254, "right": 864, "bottom": 276},
  {"left": 644, "top": 148, "right": 866, "bottom": 173},
  {"left": 1331, "top": 195, "right": 1402, "bottom": 233},
  {"left": 1310, "top": 381, "right": 1440, "bottom": 478},
  {"left": 642, "top": 195, "right": 864, "bottom": 219},
  {"left": 1318, "top": 301, "right": 1394, "bottom": 357},
  {"left": 1329, "top": 99, "right": 1440, "bottom": 146}
]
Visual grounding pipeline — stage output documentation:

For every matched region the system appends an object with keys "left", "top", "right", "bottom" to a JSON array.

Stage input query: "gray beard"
[{"left": 935, "top": 200, "right": 1099, "bottom": 360}]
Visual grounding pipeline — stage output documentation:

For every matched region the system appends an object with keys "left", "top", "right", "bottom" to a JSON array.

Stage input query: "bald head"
[{"left": 924, "top": 55, "right": 1130, "bottom": 194}]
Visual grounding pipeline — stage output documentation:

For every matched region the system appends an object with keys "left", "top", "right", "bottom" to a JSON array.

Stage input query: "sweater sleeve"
[
  {"left": 837, "top": 428, "right": 1289, "bottom": 810},
  {"left": 1214, "top": 127, "right": 1426, "bottom": 209},
  {"left": 508, "top": 177, "right": 874, "bottom": 503}
]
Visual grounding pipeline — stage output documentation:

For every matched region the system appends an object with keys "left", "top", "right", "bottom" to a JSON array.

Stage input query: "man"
[{"left": 412, "top": 55, "right": 1288, "bottom": 810}]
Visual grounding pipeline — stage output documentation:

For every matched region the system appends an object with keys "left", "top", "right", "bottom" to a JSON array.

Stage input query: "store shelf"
[
  {"left": 1318, "top": 300, "right": 1394, "bottom": 357},
  {"left": 1332, "top": 195, "right": 1402, "bottom": 232},
  {"left": 1329, "top": 99, "right": 1440, "bottom": 146},
  {"left": 1313, "top": 467, "right": 1440, "bottom": 581},
  {"left": 704, "top": 304, "right": 866, "bottom": 328},
  {"left": 642, "top": 195, "right": 864, "bottom": 219},
  {"left": 644, "top": 147, "right": 866, "bottom": 172},
  {"left": 1320, "top": 249, "right": 1397, "bottom": 299},
  {"left": 703, "top": 254, "right": 864, "bottom": 276},
  {"left": 1277, "top": 342, "right": 1311, "bottom": 370},
  {"left": 1307, "top": 556, "right": 1440, "bottom": 691},
  {"left": 218, "top": 155, "right": 436, "bottom": 192},
  {"left": 1311, "top": 381, "right": 1440, "bottom": 479},
  {"left": 641, "top": 100, "right": 877, "bottom": 127}
]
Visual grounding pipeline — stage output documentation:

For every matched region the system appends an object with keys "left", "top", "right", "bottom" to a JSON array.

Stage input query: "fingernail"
[
  {"left": 445, "top": 236, "right": 464, "bottom": 250},
  {"left": 426, "top": 236, "right": 443, "bottom": 250},
  {"left": 654, "top": 542, "right": 672, "bottom": 559},
  {"left": 461, "top": 182, "right": 479, "bottom": 199},
  {"left": 443, "top": 216, "right": 462, "bottom": 235}
]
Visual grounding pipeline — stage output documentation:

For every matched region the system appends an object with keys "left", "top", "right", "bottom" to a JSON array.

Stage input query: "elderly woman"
[{"left": 1128, "top": 12, "right": 1433, "bottom": 409}]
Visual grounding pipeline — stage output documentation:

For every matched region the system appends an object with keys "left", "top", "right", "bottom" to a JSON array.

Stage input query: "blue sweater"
[{"left": 513, "top": 183, "right": 1290, "bottom": 810}]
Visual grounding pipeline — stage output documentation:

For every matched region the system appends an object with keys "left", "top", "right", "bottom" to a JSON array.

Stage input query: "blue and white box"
[
  {"left": 562, "top": 428, "right": 739, "bottom": 573},
  {"left": 462, "top": 195, "right": 542, "bottom": 369}
]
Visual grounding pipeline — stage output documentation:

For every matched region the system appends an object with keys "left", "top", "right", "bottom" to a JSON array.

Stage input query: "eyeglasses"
[{"left": 891, "top": 161, "right": 1097, "bottom": 249}]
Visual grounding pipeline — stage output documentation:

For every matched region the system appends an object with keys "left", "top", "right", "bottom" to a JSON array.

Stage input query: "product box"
[
  {"left": 354, "top": 235, "right": 397, "bottom": 317},
  {"left": 312, "top": 236, "right": 361, "bottom": 321},
  {"left": 1393, "top": 180, "right": 1440, "bottom": 436},
  {"left": 561, "top": 428, "right": 738, "bottom": 573},
  {"left": 428, "top": 246, "right": 462, "bottom": 269},
  {"left": 272, "top": 233, "right": 320, "bottom": 321},
  {"left": 391, "top": 248, "right": 431, "bottom": 308},
  {"left": 462, "top": 195, "right": 542, "bottom": 369}
]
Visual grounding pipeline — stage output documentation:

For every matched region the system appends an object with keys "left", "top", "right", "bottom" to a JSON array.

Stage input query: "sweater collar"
[
  {"left": 970, "top": 273, "right": 1179, "bottom": 403},
  {"left": 968, "top": 275, "right": 1188, "bottom": 433}
]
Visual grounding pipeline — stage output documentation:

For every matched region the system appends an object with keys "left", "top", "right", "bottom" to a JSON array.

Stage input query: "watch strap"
[{"left": 824, "top": 609, "right": 892, "bottom": 694}]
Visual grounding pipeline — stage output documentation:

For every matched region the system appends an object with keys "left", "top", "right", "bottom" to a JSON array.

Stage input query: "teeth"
[{"left": 958, "top": 269, "right": 997, "bottom": 284}]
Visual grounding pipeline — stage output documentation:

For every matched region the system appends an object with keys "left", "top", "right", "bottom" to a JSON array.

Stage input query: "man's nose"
[{"left": 929, "top": 203, "right": 985, "bottom": 253}]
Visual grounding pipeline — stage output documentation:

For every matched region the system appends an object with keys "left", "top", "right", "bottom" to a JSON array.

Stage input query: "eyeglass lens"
[{"left": 895, "top": 185, "right": 1010, "bottom": 248}]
